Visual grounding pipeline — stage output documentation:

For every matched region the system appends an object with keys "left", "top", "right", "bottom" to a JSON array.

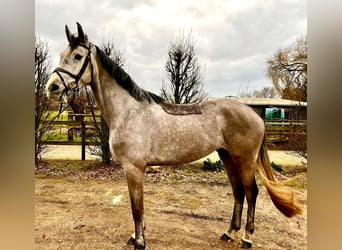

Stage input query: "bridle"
[
  {"left": 53, "top": 43, "right": 93, "bottom": 102},
  {"left": 38, "top": 43, "right": 94, "bottom": 134}
]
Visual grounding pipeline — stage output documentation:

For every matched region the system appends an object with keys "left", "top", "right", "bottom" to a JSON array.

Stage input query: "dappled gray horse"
[{"left": 46, "top": 23, "right": 302, "bottom": 249}]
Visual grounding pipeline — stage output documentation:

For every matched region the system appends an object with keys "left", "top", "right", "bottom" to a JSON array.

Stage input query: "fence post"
[
  {"left": 68, "top": 112, "right": 74, "bottom": 141},
  {"left": 81, "top": 121, "right": 86, "bottom": 161}
]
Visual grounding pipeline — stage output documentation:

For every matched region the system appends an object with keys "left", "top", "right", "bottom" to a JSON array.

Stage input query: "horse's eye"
[{"left": 74, "top": 54, "right": 82, "bottom": 60}]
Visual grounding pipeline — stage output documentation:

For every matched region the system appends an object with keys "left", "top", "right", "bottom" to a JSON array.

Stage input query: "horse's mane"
[{"left": 95, "top": 45, "right": 165, "bottom": 104}]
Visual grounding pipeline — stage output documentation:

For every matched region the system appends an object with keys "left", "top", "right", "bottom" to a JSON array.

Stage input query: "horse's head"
[{"left": 46, "top": 22, "right": 94, "bottom": 103}]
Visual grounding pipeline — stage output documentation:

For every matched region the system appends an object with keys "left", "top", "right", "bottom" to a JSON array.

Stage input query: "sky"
[{"left": 35, "top": 0, "right": 306, "bottom": 98}]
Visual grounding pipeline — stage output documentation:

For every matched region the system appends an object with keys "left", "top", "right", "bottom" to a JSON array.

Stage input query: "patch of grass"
[
  {"left": 35, "top": 173, "right": 47, "bottom": 179},
  {"left": 43, "top": 133, "right": 69, "bottom": 141},
  {"left": 42, "top": 132, "right": 94, "bottom": 143},
  {"left": 281, "top": 173, "right": 307, "bottom": 188},
  {"left": 43, "top": 111, "right": 69, "bottom": 121}
]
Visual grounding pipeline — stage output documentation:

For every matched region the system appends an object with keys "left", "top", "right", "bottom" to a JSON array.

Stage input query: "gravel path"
[{"left": 41, "top": 145, "right": 305, "bottom": 166}]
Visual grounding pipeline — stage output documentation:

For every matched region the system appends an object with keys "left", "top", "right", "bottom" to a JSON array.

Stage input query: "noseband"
[{"left": 53, "top": 43, "right": 93, "bottom": 101}]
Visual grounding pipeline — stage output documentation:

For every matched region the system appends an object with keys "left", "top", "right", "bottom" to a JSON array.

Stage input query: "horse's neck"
[{"left": 90, "top": 69, "right": 139, "bottom": 127}]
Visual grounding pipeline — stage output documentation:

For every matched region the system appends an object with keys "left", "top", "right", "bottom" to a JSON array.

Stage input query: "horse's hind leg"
[
  {"left": 217, "top": 149, "right": 245, "bottom": 243},
  {"left": 234, "top": 156, "right": 259, "bottom": 248}
]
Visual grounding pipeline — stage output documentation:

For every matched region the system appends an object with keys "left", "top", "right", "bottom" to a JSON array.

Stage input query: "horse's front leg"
[{"left": 125, "top": 163, "right": 146, "bottom": 250}]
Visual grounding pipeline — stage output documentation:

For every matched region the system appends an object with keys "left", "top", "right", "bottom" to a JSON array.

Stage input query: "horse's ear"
[
  {"left": 65, "top": 25, "right": 72, "bottom": 43},
  {"left": 76, "top": 22, "right": 85, "bottom": 43}
]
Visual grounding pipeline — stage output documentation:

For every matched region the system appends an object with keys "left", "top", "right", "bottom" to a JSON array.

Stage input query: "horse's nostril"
[{"left": 50, "top": 84, "right": 60, "bottom": 92}]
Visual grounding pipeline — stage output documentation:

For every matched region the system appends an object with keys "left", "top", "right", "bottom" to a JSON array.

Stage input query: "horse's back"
[{"left": 200, "top": 98, "right": 262, "bottom": 123}]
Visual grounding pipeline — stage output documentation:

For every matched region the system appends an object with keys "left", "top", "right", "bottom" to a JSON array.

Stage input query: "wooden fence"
[
  {"left": 39, "top": 113, "right": 102, "bottom": 160},
  {"left": 265, "top": 119, "right": 307, "bottom": 150},
  {"left": 39, "top": 112, "right": 307, "bottom": 159}
]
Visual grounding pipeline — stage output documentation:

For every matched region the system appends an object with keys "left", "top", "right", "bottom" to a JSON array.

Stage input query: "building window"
[{"left": 265, "top": 107, "right": 285, "bottom": 120}]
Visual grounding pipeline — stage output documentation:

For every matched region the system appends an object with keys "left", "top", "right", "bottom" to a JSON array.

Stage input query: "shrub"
[
  {"left": 271, "top": 161, "right": 283, "bottom": 172},
  {"left": 201, "top": 158, "right": 224, "bottom": 171}
]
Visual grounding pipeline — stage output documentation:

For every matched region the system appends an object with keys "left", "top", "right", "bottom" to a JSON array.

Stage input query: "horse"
[{"left": 45, "top": 23, "right": 302, "bottom": 249}]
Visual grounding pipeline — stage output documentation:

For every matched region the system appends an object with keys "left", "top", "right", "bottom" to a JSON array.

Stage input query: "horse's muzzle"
[
  {"left": 46, "top": 74, "right": 78, "bottom": 104},
  {"left": 46, "top": 77, "right": 66, "bottom": 103}
]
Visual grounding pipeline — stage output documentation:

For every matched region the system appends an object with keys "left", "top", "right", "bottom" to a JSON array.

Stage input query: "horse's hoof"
[
  {"left": 134, "top": 239, "right": 145, "bottom": 250},
  {"left": 239, "top": 238, "right": 252, "bottom": 249},
  {"left": 127, "top": 236, "right": 135, "bottom": 245},
  {"left": 220, "top": 232, "right": 234, "bottom": 242}
]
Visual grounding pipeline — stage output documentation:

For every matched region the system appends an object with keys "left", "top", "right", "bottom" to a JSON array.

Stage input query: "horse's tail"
[{"left": 257, "top": 135, "right": 303, "bottom": 217}]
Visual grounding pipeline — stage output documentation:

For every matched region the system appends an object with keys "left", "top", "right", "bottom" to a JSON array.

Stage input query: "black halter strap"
[{"left": 53, "top": 43, "right": 93, "bottom": 101}]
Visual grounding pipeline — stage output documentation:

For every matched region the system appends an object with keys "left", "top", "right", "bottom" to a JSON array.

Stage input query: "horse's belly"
[{"left": 148, "top": 136, "right": 221, "bottom": 166}]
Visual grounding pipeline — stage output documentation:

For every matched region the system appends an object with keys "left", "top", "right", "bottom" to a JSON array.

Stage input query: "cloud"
[{"left": 35, "top": 0, "right": 306, "bottom": 97}]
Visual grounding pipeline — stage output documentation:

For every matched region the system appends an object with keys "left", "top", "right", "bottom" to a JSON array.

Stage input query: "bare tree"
[
  {"left": 35, "top": 35, "right": 52, "bottom": 163},
  {"left": 239, "top": 86, "right": 280, "bottom": 98},
  {"left": 289, "top": 121, "right": 307, "bottom": 162},
  {"left": 266, "top": 36, "right": 307, "bottom": 101},
  {"left": 266, "top": 36, "right": 307, "bottom": 162},
  {"left": 161, "top": 31, "right": 206, "bottom": 104},
  {"left": 99, "top": 33, "right": 125, "bottom": 67}
]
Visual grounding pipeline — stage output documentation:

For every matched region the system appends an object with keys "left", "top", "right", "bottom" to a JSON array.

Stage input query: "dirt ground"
[{"left": 35, "top": 161, "right": 307, "bottom": 250}]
